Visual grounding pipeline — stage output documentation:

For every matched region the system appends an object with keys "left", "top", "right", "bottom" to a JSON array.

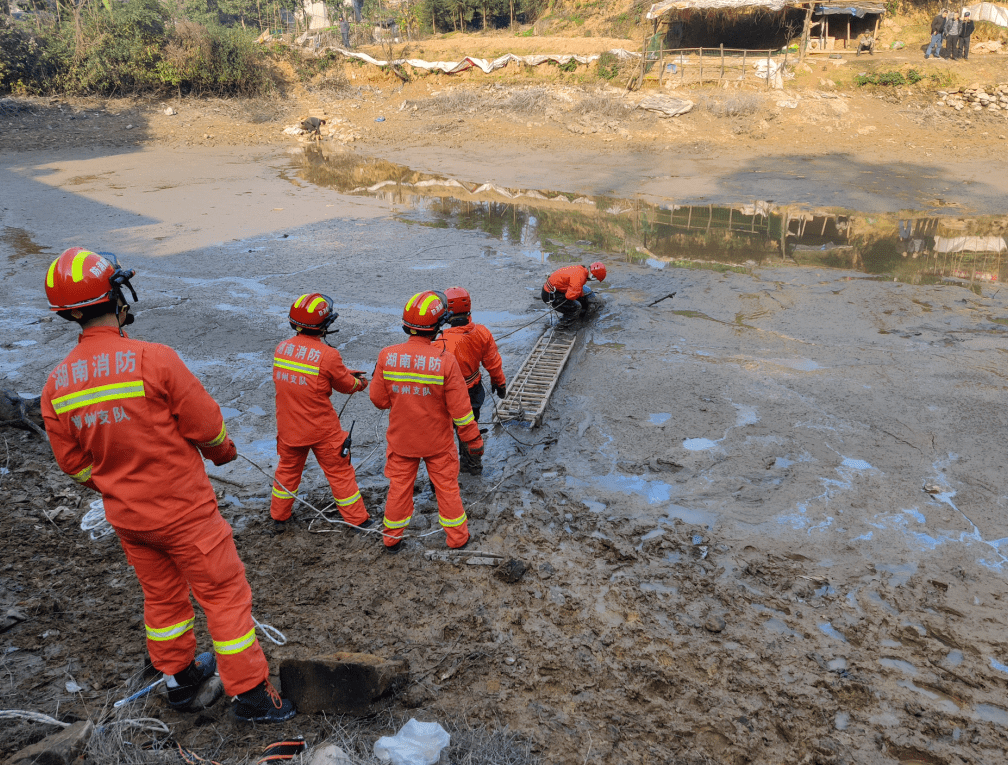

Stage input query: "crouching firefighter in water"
[
  {"left": 40, "top": 248, "right": 295, "bottom": 722},
  {"left": 270, "top": 293, "right": 371, "bottom": 532},
  {"left": 437, "top": 286, "right": 506, "bottom": 476},
  {"left": 369, "top": 291, "right": 484, "bottom": 552},
  {"left": 541, "top": 261, "right": 607, "bottom": 327}
]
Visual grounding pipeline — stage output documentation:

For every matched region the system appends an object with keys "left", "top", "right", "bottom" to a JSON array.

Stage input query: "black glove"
[{"left": 492, "top": 383, "right": 506, "bottom": 399}]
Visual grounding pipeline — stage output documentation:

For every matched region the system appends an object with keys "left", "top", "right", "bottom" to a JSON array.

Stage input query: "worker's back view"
[
  {"left": 437, "top": 286, "right": 506, "bottom": 474},
  {"left": 270, "top": 292, "right": 371, "bottom": 532}
]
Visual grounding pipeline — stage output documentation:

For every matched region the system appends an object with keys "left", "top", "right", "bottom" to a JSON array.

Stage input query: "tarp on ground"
[
  {"left": 934, "top": 235, "right": 1008, "bottom": 254},
  {"left": 647, "top": 0, "right": 793, "bottom": 19},
  {"left": 964, "top": 2, "right": 1008, "bottom": 27},
  {"left": 330, "top": 48, "right": 640, "bottom": 74}
]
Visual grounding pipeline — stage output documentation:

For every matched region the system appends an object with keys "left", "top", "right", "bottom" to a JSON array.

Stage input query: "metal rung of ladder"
[{"left": 495, "top": 325, "right": 578, "bottom": 427}]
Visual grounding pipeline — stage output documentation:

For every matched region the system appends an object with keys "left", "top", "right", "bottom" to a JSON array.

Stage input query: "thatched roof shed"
[{"left": 646, "top": 0, "right": 795, "bottom": 19}]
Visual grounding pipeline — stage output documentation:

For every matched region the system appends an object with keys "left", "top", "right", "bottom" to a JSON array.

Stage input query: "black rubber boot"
[
  {"left": 232, "top": 680, "right": 296, "bottom": 723},
  {"left": 166, "top": 652, "right": 222, "bottom": 711}
]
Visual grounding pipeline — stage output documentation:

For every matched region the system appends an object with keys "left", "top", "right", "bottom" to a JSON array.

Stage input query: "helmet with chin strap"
[
  {"left": 289, "top": 293, "right": 337, "bottom": 334},
  {"left": 402, "top": 290, "right": 451, "bottom": 336},
  {"left": 45, "top": 247, "right": 137, "bottom": 327},
  {"left": 589, "top": 261, "right": 607, "bottom": 282}
]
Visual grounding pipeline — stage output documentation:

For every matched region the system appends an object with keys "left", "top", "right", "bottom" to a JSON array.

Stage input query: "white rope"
[
  {"left": 81, "top": 499, "right": 114, "bottom": 540},
  {"left": 0, "top": 710, "right": 71, "bottom": 727},
  {"left": 97, "top": 717, "right": 170, "bottom": 736},
  {"left": 252, "top": 615, "right": 287, "bottom": 646}
]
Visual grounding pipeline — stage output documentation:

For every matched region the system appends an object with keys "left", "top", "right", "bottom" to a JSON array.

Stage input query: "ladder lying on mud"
[{"left": 495, "top": 325, "right": 578, "bottom": 427}]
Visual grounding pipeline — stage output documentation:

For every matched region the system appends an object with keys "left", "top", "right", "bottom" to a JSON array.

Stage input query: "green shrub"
[
  {"left": 596, "top": 50, "right": 619, "bottom": 80},
  {"left": 0, "top": 1, "right": 272, "bottom": 97},
  {"left": 558, "top": 58, "right": 578, "bottom": 72},
  {"left": 854, "top": 70, "right": 907, "bottom": 87}
]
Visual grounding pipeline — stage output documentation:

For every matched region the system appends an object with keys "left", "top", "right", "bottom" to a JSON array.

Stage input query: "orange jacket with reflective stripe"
[
  {"left": 544, "top": 265, "right": 590, "bottom": 301},
  {"left": 369, "top": 335, "right": 479, "bottom": 457},
  {"left": 437, "top": 321, "right": 506, "bottom": 389},
  {"left": 273, "top": 334, "right": 364, "bottom": 447},
  {"left": 41, "top": 326, "right": 226, "bottom": 532}
]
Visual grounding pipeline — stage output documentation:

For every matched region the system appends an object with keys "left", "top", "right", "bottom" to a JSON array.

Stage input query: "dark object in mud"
[
  {"left": 279, "top": 652, "right": 408, "bottom": 715},
  {"left": 1, "top": 391, "right": 46, "bottom": 437},
  {"left": 647, "top": 292, "right": 677, "bottom": 307},
  {"left": 495, "top": 558, "right": 528, "bottom": 584}
]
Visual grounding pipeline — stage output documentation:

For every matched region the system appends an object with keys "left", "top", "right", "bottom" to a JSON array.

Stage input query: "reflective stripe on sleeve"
[
  {"left": 196, "top": 422, "right": 227, "bottom": 449},
  {"left": 51, "top": 381, "right": 145, "bottom": 414},
  {"left": 335, "top": 491, "right": 361, "bottom": 507},
  {"left": 146, "top": 618, "right": 195, "bottom": 642},
  {"left": 384, "top": 371, "right": 444, "bottom": 386},
  {"left": 274, "top": 357, "right": 320, "bottom": 376},
  {"left": 70, "top": 465, "right": 93, "bottom": 484},
  {"left": 213, "top": 627, "right": 257, "bottom": 656},
  {"left": 383, "top": 513, "right": 413, "bottom": 530},
  {"left": 439, "top": 511, "right": 468, "bottom": 528},
  {"left": 453, "top": 410, "right": 475, "bottom": 427}
]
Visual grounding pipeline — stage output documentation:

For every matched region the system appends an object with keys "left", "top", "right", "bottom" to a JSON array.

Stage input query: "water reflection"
[{"left": 291, "top": 147, "right": 1008, "bottom": 287}]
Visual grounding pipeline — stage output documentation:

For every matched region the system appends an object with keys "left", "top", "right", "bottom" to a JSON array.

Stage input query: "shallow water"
[{"left": 290, "top": 148, "right": 1008, "bottom": 289}]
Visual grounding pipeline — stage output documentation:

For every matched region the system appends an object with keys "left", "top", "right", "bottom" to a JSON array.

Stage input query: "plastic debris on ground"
[{"left": 374, "top": 719, "right": 450, "bottom": 765}]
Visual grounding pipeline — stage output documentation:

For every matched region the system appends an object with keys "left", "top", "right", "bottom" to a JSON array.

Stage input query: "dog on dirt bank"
[{"left": 299, "top": 116, "right": 327, "bottom": 141}]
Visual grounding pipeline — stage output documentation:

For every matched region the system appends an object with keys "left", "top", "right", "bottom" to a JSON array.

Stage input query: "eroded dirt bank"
[{"left": 3, "top": 131, "right": 1008, "bottom": 764}]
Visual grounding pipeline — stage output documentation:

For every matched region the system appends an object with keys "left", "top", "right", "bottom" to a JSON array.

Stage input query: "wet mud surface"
[{"left": 3, "top": 143, "right": 1008, "bottom": 764}]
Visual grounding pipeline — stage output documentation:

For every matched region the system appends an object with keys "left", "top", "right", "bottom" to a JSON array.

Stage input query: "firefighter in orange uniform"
[
  {"left": 541, "top": 261, "right": 607, "bottom": 325},
  {"left": 270, "top": 293, "right": 370, "bottom": 530},
  {"left": 437, "top": 286, "right": 506, "bottom": 475},
  {"left": 369, "top": 291, "right": 483, "bottom": 552},
  {"left": 40, "top": 248, "right": 294, "bottom": 723}
]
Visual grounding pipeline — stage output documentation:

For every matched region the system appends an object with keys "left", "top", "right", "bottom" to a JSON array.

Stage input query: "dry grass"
[
  {"left": 572, "top": 89, "right": 632, "bottom": 118},
  {"left": 698, "top": 92, "right": 766, "bottom": 117},
  {"left": 495, "top": 86, "right": 554, "bottom": 114}
]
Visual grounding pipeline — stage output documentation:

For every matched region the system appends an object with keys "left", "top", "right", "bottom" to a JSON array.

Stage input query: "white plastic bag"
[{"left": 373, "top": 719, "right": 450, "bottom": 765}]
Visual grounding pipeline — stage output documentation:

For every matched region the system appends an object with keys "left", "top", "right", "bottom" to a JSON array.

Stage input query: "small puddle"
[
  {"left": 975, "top": 703, "right": 1008, "bottom": 726},
  {"left": 1, "top": 226, "right": 53, "bottom": 262},
  {"left": 683, "top": 438, "right": 718, "bottom": 451}
]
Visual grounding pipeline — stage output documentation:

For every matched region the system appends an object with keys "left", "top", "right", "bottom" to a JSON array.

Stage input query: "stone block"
[
  {"left": 7, "top": 720, "right": 93, "bottom": 765},
  {"left": 279, "top": 652, "right": 408, "bottom": 715}
]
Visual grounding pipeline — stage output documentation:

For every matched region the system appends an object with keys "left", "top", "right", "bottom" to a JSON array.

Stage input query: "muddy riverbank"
[{"left": 3, "top": 133, "right": 1008, "bottom": 764}]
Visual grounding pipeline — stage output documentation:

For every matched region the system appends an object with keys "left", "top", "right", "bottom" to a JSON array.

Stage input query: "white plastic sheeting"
[
  {"left": 934, "top": 235, "right": 1008, "bottom": 254},
  {"left": 637, "top": 94, "right": 694, "bottom": 116},
  {"left": 335, "top": 48, "right": 640, "bottom": 74},
  {"left": 964, "top": 2, "right": 1008, "bottom": 27}
]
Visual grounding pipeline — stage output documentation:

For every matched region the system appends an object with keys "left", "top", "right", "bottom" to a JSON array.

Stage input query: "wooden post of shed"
[
  {"left": 699, "top": 47, "right": 703, "bottom": 84},
  {"left": 742, "top": 49, "right": 746, "bottom": 80},
  {"left": 720, "top": 43, "right": 725, "bottom": 80},
  {"left": 766, "top": 48, "right": 771, "bottom": 89},
  {"left": 847, "top": 18, "right": 850, "bottom": 48},
  {"left": 797, "top": 3, "right": 813, "bottom": 67},
  {"left": 872, "top": 15, "right": 880, "bottom": 50}
]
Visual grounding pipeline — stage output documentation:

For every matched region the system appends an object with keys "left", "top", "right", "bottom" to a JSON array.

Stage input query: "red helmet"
[
  {"left": 289, "top": 293, "right": 337, "bottom": 332},
  {"left": 45, "top": 247, "right": 137, "bottom": 313},
  {"left": 402, "top": 290, "right": 449, "bottom": 335},
  {"left": 444, "top": 286, "right": 471, "bottom": 316},
  {"left": 589, "top": 262, "right": 607, "bottom": 282}
]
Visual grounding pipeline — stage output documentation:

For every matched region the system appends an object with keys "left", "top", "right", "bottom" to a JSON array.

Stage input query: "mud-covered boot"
[
  {"left": 166, "top": 652, "right": 223, "bottom": 711},
  {"left": 233, "top": 680, "right": 296, "bottom": 723}
]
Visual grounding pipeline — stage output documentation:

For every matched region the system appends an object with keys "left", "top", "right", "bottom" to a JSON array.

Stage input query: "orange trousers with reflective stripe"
[
  {"left": 116, "top": 510, "right": 269, "bottom": 697},
  {"left": 383, "top": 449, "right": 469, "bottom": 548},
  {"left": 270, "top": 437, "right": 368, "bottom": 524}
]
